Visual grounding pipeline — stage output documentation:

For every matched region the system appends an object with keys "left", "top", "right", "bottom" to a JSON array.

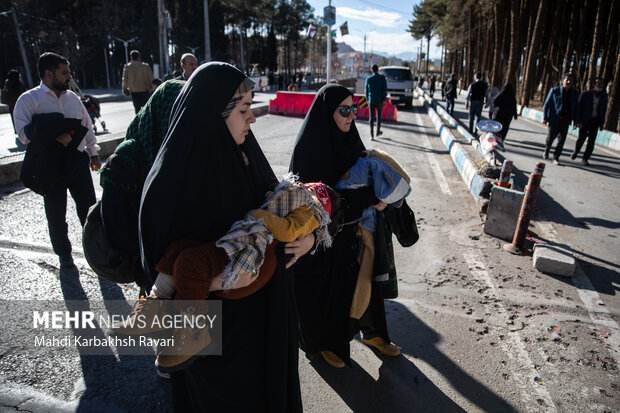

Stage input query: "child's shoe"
[
  {"left": 155, "top": 306, "right": 212, "bottom": 372},
  {"left": 113, "top": 296, "right": 168, "bottom": 335}
]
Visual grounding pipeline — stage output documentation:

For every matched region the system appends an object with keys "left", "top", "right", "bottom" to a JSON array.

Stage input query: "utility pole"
[
  {"left": 157, "top": 0, "right": 169, "bottom": 72},
  {"left": 103, "top": 44, "right": 110, "bottom": 89},
  {"left": 11, "top": 7, "right": 33, "bottom": 88},
  {"left": 363, "top": 33, "right": 367, "bottom": 69},
  {"left": 203, "top": 0, "right": 212, "bottom": 61},
  {"left": 326, "top": 0, "right": 332, "bottom": 84}
]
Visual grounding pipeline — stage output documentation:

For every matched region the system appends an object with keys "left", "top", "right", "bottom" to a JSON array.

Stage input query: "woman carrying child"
[
  {"left": 289, "top": 84, "right": 401, "bottom": 368},
  {"left": 139, "top": 62, "right": 312, "bottom": 412}
]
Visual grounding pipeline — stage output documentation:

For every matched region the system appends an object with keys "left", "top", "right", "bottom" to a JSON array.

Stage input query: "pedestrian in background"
[
  {"left": 122, "top": 50, "right": 154, "bottom": 114},
  {"left": 491, "top": 83, "right": 518, "bottom": 141},
  {"left": 1, "top": 69, "right": 26, "bottom": 139},
  {"left": 365, "top": 64, "right": 387, "bottom": 139},
  {"left": 13, "top": 52, "right": 101, "bottom": 269},
  {"left": 444, "top": 73, "right": 458, "bottom": 115},
  {"left": 429, "top": 75, "right": 436, "bottom": 98},
  {"left": 488, "top": 84, "right": 499, "bottom": 119},
  {"left": 542, "top": 72, "right": 579, "bottom": 165},
  {"left": 175, "top": 53, "right": 198, "bottom": 80},
  {"left": 465, "top": 72, "right": 489, "bottom": 134},
  {"left": 289, "top": 84, "right": 400, "bottom": 370},
  {"left": 571, "top": 77, "right": 608, "bottom": 166}
]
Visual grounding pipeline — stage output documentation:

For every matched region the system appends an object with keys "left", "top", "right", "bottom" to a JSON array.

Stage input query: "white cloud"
[
  {"left": 337, "top": 7, "right": 403, "bottom": 28},
  {"left": 342, "top": 31, "right": 421, "bottom": 56}
]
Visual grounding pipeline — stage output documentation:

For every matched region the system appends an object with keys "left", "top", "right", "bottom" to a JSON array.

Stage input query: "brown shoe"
[
  {"left": 113, "top": 296, "right": 168, "bottom": 335},
  {"left": 321, "top": 351, "right": 345, "bottom": 368},
  {"left": 362, "top": 337, "right": 401, "bottom": 356},
  {"left": 156, "top": 307, "right": 212, "bottom": 372}
]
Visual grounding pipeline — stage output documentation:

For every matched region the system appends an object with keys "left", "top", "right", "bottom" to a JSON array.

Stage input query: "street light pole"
[
  {"left": 112, "top": 35, "right": 138, "bottom": 63},
  {"left": 203, "top": 0, "right": 212, "bottom": 61},
  {"left": 326, "top": 0, "right": 332, "bottom": 84},
  {"left": 11, "top": 7, "right": 33, "bottom": 88}
]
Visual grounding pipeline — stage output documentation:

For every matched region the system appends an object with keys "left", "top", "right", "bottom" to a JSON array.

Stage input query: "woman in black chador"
[
  {"left": 491, "top": 83, "right": 518, "bottom": 140},
  {"left": 140, "top": 62, "right": 311, "bottom": 412},
  {"left": 289, "top": 84, "right": 400, "bottom": 368}
]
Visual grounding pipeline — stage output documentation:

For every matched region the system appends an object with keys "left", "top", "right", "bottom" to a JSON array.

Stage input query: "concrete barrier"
[
  {"left": 268, "top": 91, "right": 398, "bottom": 121},
  {"left": 417, "top": 93, "right": 490, "bottom": 201},
  {"left": 484, "top": 185, "right": 524, "bottom": 241}
]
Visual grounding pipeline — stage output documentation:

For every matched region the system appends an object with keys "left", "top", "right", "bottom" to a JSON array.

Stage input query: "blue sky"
[{"left": 305, "top": 0, "right": 442, "bottom": 59}]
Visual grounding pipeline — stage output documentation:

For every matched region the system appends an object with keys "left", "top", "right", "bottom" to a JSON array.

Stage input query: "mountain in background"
[
  {"left": 336, "top": 42, "right": 417, "bottom": 62},
  {"left": 395, "top": 51, "right": 417, "bottom": 61}
]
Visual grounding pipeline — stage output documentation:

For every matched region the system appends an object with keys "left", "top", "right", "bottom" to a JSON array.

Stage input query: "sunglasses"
[{"left": 337, "top": 104, "right": 358, "bottom": 117}]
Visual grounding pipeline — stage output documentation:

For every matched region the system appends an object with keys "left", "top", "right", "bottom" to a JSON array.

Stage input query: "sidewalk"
[{"left": 0, "top": 92, "right": 272, "bottom": 187}]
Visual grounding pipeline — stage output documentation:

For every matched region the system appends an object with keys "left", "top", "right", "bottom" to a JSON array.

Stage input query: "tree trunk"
[
  {"left": 520, "top": 0, "right": 549, "bottom": 112},
  {"left": 490, "top": 0, "right": 505, "bottom": 88},
  {"left": 603, "top": 26, "right": 620, "bottom": 132},
  {"left": 505, "top": 0, "right": 522, "bottom": 87},
  {"left": 587, "top": 0, "right": 605, "bottom": 79},
  {"left": 601, "top": 0, "right": 619, "bottom": 83},
  {"left": 562, "top": 1, "right": 581, "bottom": 74}
]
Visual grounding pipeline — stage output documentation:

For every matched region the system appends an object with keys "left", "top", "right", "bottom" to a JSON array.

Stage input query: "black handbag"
[{"left": 385, "top": 199, "right": 419, "bottom": 247}]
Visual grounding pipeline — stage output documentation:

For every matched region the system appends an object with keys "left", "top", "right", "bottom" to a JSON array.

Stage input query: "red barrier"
[{"left": 268, "top": 91, "right": 397, "bottom": 122}]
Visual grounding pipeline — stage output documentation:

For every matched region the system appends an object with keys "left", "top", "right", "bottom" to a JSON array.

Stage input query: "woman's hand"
[
  {"left": 209, "top": 271, "right": 257, "bottom": 291},
  {"left": 370, "top": 201, "right": 388, "bottom": 211},
  {"left": 284, "top": 233, "right": 315, "bottom": 268}
]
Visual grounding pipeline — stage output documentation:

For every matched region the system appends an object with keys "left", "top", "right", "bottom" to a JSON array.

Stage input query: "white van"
[{"left": 379, "top": 66, "right": 414, "bottom": 108}]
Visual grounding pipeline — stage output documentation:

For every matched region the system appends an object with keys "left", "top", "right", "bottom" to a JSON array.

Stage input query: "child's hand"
[{"left": 371, "top": 201, "right": 388, "bottom": 211}]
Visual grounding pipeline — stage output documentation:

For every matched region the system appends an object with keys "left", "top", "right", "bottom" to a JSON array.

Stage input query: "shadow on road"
[
  {"left": 308, "top": 301, "right": 518, "bottom": 412},
  {"left": 59, "top": 269, "right": 172, "bottom": 412}
]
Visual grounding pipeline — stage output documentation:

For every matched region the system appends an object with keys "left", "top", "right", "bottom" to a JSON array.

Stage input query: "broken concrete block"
[
  {"left": 484, "top": 185, "right": 524, "bottom": 241},
  {"left": 533, "top": 243, "right": 576, "bottom": 277}
]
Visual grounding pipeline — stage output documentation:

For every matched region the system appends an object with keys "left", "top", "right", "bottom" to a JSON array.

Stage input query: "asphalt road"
[{"left": 0, "top": 94, "right": 618, "bottom": 412}]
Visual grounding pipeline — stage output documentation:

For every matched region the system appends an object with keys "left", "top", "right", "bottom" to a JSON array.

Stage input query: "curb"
[
  {"left": 416, "top": 93, "right": 489, "bottom": 202},
  {"left": 0, "top": 103, "right": 270, "bottom": 188}
]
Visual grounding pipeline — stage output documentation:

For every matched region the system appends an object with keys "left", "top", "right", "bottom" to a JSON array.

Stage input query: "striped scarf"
[{"left": 216, "top": 174, "right": 332, "bottom": 290}]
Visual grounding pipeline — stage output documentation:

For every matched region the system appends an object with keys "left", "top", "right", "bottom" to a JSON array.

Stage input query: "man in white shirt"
[{"left": 14, "top": 52, "right": 101, "bottom": 270}]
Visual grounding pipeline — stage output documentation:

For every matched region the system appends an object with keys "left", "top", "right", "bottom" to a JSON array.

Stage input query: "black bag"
[
  {"left": 385, "top": 199, "right": 419, "bottom": 247},
  {"left": 82, "top": 200, "right": 143, "bottom": 284}
]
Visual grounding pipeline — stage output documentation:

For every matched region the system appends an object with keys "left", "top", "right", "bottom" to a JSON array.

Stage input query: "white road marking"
[
  {"left": 536, "top": 216, "right": 620, "bottom": 357},
  {"left": 464, "top": 252, "right": 558, "bottom": 412},
  {"left": 414, "top": 111, "right": 452, "bottom": 195}
]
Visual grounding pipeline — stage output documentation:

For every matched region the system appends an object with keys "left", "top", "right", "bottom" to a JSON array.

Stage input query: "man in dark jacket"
[
  {"left": 571, "top": 77, "right": 608, "bottom": 166},
  {"left": 465, "top": 72, "right": 489, "bottom": 135},
  {"left": 444, "top": 73, "right": 458, "bottom": 116},
  {"left": 365, "top": 64, "right": 387, "bottom": 139},
  {"left": 542, "top": 72, "right": 579, "bottom": 165}
]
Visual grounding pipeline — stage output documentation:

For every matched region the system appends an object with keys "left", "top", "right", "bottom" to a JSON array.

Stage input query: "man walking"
[
  {"left": 571, "top": 77, "right": 608, "bottom": 166},
  {"left": 444, "top": 73, "right": 458, "bottom": 115},
  {"left": 465, "top": 72, "right": 489, "bottom": 134},
  {"left": 122, "top": 50, "right": 153, "bottom": 113},
  {"left": 13, "top": 52, "right": 101, "bottom": 269},
  {"left": 365, "top": 64, "right": 387, "bottom": 139},
  {"left": 542, "top": 72, "right": 579, "bottom": 165},
  {"left": 176, "top": 53, "right": 198, "bottom": 80}
]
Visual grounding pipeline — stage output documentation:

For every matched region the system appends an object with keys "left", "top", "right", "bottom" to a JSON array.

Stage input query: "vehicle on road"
[{"left": 379, "top": 66, "right": 414, "bottom": 108}]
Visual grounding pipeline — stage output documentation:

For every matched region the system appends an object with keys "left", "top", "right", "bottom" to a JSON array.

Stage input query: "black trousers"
[
  {"left": 545, "top": 117, "right": 571, "bottom": 159},
  {"left": 130, "top": 91, "right": 149, "bottom": 114},
  {"left": 574, "top": 118, "right": 600, "bottom": 161},
  {"left": 43, "top": 152, "right": 96, "bottom": 257},
  {"left": 370, "top": 102, "right": 383, "bottom": 136}
]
